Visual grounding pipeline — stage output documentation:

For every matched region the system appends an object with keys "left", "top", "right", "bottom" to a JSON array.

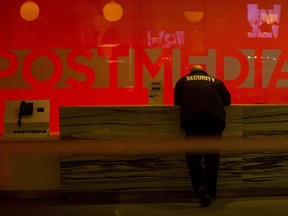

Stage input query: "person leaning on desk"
[{"left": 174, "top": 65, "right": 231, "bottom": 207}]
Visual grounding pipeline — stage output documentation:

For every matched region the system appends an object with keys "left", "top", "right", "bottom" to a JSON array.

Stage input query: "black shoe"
[
  {"left": 198, "top": 187, "right": 212, "bottom": 207},
  {"left": 200, "top": 194, "right": 212, "bottom": 207}
]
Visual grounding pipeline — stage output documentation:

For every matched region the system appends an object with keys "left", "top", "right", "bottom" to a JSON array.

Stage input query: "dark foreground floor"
[{"left": 0, "top": 196, "right": 288, "bottom": 216}]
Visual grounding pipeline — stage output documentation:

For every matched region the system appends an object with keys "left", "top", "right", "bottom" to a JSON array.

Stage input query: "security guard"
[{"left": 174, "top": 65, "right": 231, "bottom": 207}]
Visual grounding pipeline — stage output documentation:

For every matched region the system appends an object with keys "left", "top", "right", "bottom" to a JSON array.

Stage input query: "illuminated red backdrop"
[{"left": 1, "top": 0, "right": 288, "bottom": 133}]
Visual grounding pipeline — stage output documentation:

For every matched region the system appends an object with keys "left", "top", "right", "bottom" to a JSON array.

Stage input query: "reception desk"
[
  {"left": 0, "top": 105, "right": 287, "bottom": 202},
  {"left": 59, "top": 105, "right": 288, "bottom": 200}
]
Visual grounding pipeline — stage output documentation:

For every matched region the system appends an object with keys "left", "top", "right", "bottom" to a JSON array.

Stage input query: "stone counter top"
[{"left": 60, "top": 105, "right": 288, "bottom": 140}]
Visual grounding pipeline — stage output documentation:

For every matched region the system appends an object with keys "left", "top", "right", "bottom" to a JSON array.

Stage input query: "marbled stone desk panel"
[
  {"left": 223, "top": 106, "right": 243, "bottom": 138},
  {"left": 60, "top": 106, "right": 184, "bottom": 140},
  {"left": 60, "top": 106, "right": 189, "bottom": 191},
  {"left": 243, "top": 105, "right": 288, "bottom": 138},
  {"left": 60, "top": 106, "right": 288, "bottom": 196},
  {"left": 61, "top": 154, "right": 191, "bottom": 191},
  {"left": 241, "top": 105, "right": 288, "bottom": 189},
  {"left": 243, "top": 150, "right": 288, "bottom": 188}
]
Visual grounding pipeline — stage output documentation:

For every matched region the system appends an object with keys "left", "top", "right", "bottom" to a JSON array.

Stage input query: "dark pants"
[{"left": 183, "top": 116, "right": 223, "bottom": 199}]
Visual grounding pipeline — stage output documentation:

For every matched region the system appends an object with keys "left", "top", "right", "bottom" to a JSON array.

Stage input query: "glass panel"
[{"left": 1, "top": 0, "right": 288, "bottom": 134}]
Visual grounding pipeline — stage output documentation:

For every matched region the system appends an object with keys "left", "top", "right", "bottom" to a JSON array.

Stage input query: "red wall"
[{"left": 1, "top": 0, "right": 288, "bottom": 133}]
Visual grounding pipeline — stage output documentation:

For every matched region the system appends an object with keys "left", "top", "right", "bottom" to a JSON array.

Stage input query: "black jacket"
[{"left": 174, "top": 70, "right": 231, "bottom": 130}]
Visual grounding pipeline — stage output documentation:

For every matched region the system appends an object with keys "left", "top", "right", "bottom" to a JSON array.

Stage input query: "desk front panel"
[{"left": 60, "top": 106, "right": 288, "bottom": 197}]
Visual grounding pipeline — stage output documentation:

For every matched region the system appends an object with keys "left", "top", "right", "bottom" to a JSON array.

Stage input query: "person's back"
[{"left": 174, "top": 65, "right": 231, "bottom": 132}]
